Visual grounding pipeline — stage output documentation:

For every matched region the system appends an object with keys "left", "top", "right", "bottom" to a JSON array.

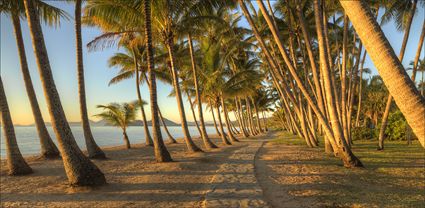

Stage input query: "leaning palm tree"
[
  {"left": 377, "top": 0, "right": 418, "bottom": 150},
  {"left": 75, "top": 0, "right": 106, "bottom": 159},
  {"left": 0, "top": 76, "right": 33, "bottom": 175},
  {"left": 95, "top": 102, "right": 138, "bottom": 149},
  {"left": 23, "top": 0, "right": 106, "bottom": 186},
  {"left": 339, "top": 0, "right": 425, "bottom": 148},
  {"left": 1, "top": 0, "right": 61, "bottom": 159}
]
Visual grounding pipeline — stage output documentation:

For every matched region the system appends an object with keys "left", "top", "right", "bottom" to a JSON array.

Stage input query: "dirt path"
[{"left": 203, "top": 137, "right": 270, "bottom": 208}]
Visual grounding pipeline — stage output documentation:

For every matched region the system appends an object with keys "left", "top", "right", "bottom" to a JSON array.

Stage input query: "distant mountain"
[{"left": 17, "top": 118, "right": 222, "bottom": 127}]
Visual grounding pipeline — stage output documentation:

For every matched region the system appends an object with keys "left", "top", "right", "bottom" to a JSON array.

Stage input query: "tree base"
[{"left": 89, "top": 152, "right": 107, "bottom": 160}]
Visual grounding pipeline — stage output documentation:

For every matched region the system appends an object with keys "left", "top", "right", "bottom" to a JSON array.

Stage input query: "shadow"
[{"left": 255, "top": 140, "right": 425, "bottom": 208}]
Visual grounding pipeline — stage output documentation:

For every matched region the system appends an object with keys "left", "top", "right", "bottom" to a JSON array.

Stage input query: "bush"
[
  {"left": 352, "top": 127, "right": 376, "bottom": 140},
  {"left": 385, "top": 110, "right": 414, "bottom": 141}
]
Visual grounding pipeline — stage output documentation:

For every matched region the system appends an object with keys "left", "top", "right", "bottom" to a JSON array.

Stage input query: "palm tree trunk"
[
  {"left": 166, "top": 37, "right": 202, "bottom": 152},
  {"left": 242, "top": 0, "right": 346, "bottom": 160},
  {"left": 234, "top": 99, "right": 249, "bottom": 137},
  {"left": 236, "top": 98, "right": 249, "bottom": 137},
  {"left": 143, "top": 0, "right": 173, "bottom": 162},
  {"left": 122, "top": 129, "right": 131, "bottom": 149},
  {"left": 0, "top": 77, "right": 33, "bottom": 175},
  {"left": 210, "top": 105, "right": 221, "bottom": 136},
  {"left": 188, "top": 34, "right": 217, "bottom": 149},
  {"left": 253, "top": 99, "right": 263, "bottom": 133},
  {"left": 356, "top": 8, "right": 379, "bottom": 127},
  {"left": 11, "top": 12, "right": 59, "bottom": 159},
  {"left": 186, "top": 91, "right": 202, "bottom": 136},
  {"left": 355, "top": 51, "right": 368, "bottom": 127},
  {"left": 340, "top": 0, "right": 425, "bottom": 147},
  {"left": 75, "top": 0, "right": 106, "bottom": 159},
  {"left": 411, "top": 20, "right": 425, "bottom": 82},
  {"left": 158, "top": 107, "right": 177, "bottom": 143},
  {"left": 221, "top": 95, "right": 238, "bottom": 142},
  {"left": 377, "top": 0, "right": 417, "bottom": 150},
  {"left": 24, "top": 0, "right": 106, "bottom": 186},
  {"left": 143, "top": 73, "right": 176, "bottom": 144},
  {"left": 340, "top": 14, "right": 349, "bottom": 145},
  {"left": 132, "top": 49, "right": 153, "bottom": 146},
  {"left": 313, "top": 0, "right": 362, "bottom": 166},
  {"left": 215, "top": 105, "right": 231, "bottom": 145}
]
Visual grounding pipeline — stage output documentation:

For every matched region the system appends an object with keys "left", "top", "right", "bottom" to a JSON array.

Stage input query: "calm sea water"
[{"left": 0, "top": 126, "right": 218, "bottom": 158}]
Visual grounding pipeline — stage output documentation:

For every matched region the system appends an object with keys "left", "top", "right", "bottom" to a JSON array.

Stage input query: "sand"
[
  {"left": 0, "top": 134, "right": 271, "bottom": 208},
  {"left": 2, "top": 131, "right": 423, "bottom": 208}
]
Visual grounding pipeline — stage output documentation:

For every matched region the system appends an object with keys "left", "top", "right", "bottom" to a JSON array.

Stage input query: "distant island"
[{"left": 15, "top": 118, "right": 217, "bottom": 127}]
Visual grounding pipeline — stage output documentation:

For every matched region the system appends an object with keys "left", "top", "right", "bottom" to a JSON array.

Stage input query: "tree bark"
[
  {"left": 11, "top": 12, "right": 59, "bottom": 159},
  {"left": 215, "top": 105, "right": 231, "bottom": 145},
  {"left": 24, "top": 0, "right": 106, "bottom": 186},
  {"left": 0, "top": 77, "right": 33, "bottom": 175},
  {"left": 75, "top": 0, "right": 106, "bottom": 159},
  {"left": 123, "top": 130, "right": 131, "bottom": 149},
  {"left": 132, "top": 49, "right": 153, "bottom": 146},
  {"left": 143, "top": 0, "right": 173, "bottom": 162},
  {"left": 411, "top": 20, "right": 425, "bottom": 82},
  {"left": 221, "top": 95, "right": 238, "bottom": 142},
  {"left": 158, "top": 107, "right": 177, "bottom": 143}
]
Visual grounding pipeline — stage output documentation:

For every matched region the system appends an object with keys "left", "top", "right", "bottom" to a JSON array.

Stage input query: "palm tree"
[
  {"left": 144, "top": 0, "right": 173, "bottom": 162},
  {"left": 339, "top": 0, "right": 425, "bottom": 148},
  {"left": 0, "top": 76, "right": 33, "bottom": 175},
  {"left": 2, "top": 0, "right": 61, "bottom": 159},
  {"left": 96, "top": 102, "right": 138, "bottom": 149},
  {"left": 150, "top": 0, "right": 203, "bottom": 152},
  {"left": 242, "top": 0, "right": 363, "bottom": 167},
  {"left": 377, "top": 0, "right": 418, "bottom": 150},
  {"left": 187, "top": 33, "right": 218, "bottom": 149},
  {"left": 107, "top": 45, "right": 154, "bottom": 146},
  {"left": 23, "top": 0, "right": 106, "bottom": 186},
  {"left": 75, "top": 0, "right": 106, "bottom": 159}
]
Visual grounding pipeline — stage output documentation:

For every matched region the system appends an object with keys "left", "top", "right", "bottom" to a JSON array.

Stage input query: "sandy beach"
[{"left": 1, "top": 132, "right": 424, "bottom": 207}]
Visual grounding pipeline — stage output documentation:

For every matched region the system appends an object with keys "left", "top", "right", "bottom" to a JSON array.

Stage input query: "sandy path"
[
  {"left": 202, "top": 136, "right": 270, "bottom": 208},
  {"left": 1, "top": 133, "right": 274, "bottom": 208},
  {"left": 1, "top": 136, "right": 246, "bottom": 208}
]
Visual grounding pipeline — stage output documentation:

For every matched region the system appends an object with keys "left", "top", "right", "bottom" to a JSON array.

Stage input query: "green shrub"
[
  {"left": 385, "top": 110, "right": 413, "bottom": 141},
  {"left": 352, "top": 127, "right": 375, "bottom": 140}
]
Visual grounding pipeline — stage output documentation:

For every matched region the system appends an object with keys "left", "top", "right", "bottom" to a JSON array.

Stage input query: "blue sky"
[{"left": 1, "top": 2, "right": 424, "bottom": 125}]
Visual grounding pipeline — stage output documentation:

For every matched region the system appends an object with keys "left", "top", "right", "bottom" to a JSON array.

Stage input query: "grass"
[{"left": 267, "top": 131, "right": 425, "bottom": 207}]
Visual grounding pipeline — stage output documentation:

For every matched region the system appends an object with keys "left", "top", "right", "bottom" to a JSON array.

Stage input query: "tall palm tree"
[
  {"left": 0, "top": 76, "right": 33, "bottom": 175},
  {"left": 144, "top": 0, "right": 173, "bottom": 162},
  {"left": 96, "top": 102, "right": 138, "bottom": 149},
  {"left": 377, "top": 0, "right": 418, "bottom": 150},
  {"left": 1, "top": 0, "right": 62, "bottom": 159},
  {"left": 187, "top": 34, "right": 218, "bottom": 149},
  {"left": 75, "top": 0, "right": 106, "bottom": 159},
  {"left": 150, "top": 0, "right": 203, "bottom": 152},
  {"left": 23, "top": 0, "right": 106, "bottom": 186},
  {"left": 242, "top": 0, "right": 363, "bottom": 167},
  {"left": 339, "top": 0, "right": 425, "bottom": 148}
]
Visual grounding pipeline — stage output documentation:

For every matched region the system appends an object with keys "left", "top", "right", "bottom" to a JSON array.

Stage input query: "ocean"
[{"left": 0, "top": 126, "right": 218, "bottom": 158}]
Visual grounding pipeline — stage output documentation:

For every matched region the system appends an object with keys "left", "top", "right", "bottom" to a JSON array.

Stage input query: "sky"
[{"left": 1, "top": 1, "right": 424, "bottom": 125}]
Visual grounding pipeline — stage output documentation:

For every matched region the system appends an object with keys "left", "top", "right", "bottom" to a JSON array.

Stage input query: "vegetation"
[
  {"left": 95, "top": 102, "right": 139, "bottom": 149},
  {"left": 1, "top": 0, "right": 423, "bottom": 199}
]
